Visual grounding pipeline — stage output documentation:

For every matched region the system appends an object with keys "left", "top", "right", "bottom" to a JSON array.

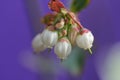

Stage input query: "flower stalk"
[{"left": 88, "top": 48, "right": 92, "bottom": 54}]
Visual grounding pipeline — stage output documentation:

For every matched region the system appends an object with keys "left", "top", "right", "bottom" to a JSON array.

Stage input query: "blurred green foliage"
[
  {"left": 70, "top": 0, "right": 90, "bottom": 13},
  {"left": 62, "top": 47, "right": 86, "bottom": 75}
]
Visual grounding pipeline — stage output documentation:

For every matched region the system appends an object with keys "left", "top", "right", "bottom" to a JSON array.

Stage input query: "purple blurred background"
[{"left": 0, "top": 0, "right": 120, "bottom": 80}]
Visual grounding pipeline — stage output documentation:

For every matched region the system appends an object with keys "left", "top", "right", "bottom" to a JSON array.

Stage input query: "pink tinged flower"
[
  {"left": 55, "top": 19, "right": 65, "bottom": 29},
  {"left": 68, "top": 24, "right": 79, "bottom": 45},
  {"left": 42, "top": 29, "right": 58, "bottom": 48},
  {"left": 76, "top": 28, "right": 94, "bottom": 50},
  {"left": 54, "top": 38, "right": 72, "bottom": 60},
  {"left": 32, "top": 33, "right": 46, "bottom": 53}
]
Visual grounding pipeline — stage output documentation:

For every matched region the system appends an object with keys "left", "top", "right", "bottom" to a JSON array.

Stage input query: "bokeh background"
[{"left": 0, "top": 0, "right": 120, "bottom": 80}]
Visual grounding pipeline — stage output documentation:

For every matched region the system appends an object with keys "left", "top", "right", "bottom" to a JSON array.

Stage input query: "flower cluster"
[{"left": 32, "top": 0, "right": 94, "bottom": 60}]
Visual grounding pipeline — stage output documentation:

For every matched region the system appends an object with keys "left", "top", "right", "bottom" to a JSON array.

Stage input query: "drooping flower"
[
  {"left": 76, "top": 28, "right": 94, "bottom": 50},
  {"left": 32, "top": 33, "right": 46, "bottom": 53},
  {"left": 42, "top": 28, "right": 58, "bottom": 48},
  {"left": 54, "top": 37, "right": 72, "bottom": 60}
]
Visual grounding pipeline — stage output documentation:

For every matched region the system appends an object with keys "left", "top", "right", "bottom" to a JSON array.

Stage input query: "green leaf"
[
  {"left": 62, "top": 47, "right": 86, "bottom": 75},
  {"left": 70, "top": 0, "right": 90, "bottom": 13}
]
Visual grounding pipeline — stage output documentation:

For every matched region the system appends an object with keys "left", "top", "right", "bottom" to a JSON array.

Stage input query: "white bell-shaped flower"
[
  {"left": 54, "top": 38, "right": 72, "bottom": 60},
  {"left": 32, "top": 33, "right": 46, "bottom": 53},
  {"left": 42, "top": 29, "right": 58, "bottom": 48},
  {"left": 76, "top": 29, "right": 94, "bottom": 50}
]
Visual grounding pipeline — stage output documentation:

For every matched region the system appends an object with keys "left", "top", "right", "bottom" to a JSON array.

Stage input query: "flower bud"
[
  {"left": 55, "top": 19, "right": 65, "bottom": 29},
  {"left": 42, "top": 29, "right": 58, "bottom": 48},
  {"left": 42, "top": 13, "right": 57, "bottom": 26},
  {"left": 54, "top": 38, "right": 72, "bottom": 60},
  {"left": 76, "top": 28, "right": 94, "bottom": 50},
  {"left": 68, "top": 24, "right": 79, "bottom": 45},
  {"left": 32, "top": 33, "right": 46, "bottom": 53},
  {"left": 48, "top": 0, "right": 65, "bottom": 12},
  {"left": 61, "top": 8, "right": 68, "bottom": 14}
]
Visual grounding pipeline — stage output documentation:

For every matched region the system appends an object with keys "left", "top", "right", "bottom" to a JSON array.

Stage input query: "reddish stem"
[{"left": 67, "top": 13, "right": 83, "bottom": 30}]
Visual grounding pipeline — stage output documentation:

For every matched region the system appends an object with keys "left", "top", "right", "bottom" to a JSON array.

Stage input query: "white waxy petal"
[
  {"left": 32, "top": 33, "right": 46, "bottom": 53},
  {"left": 76, "top": 31, "right": 94, "bottom": 50},
  {"left": 54, "top": 38, "right": 72, "bottom": 60},
  {"left": 42, "top": 29, "right": 58, "bottom": 48}
]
